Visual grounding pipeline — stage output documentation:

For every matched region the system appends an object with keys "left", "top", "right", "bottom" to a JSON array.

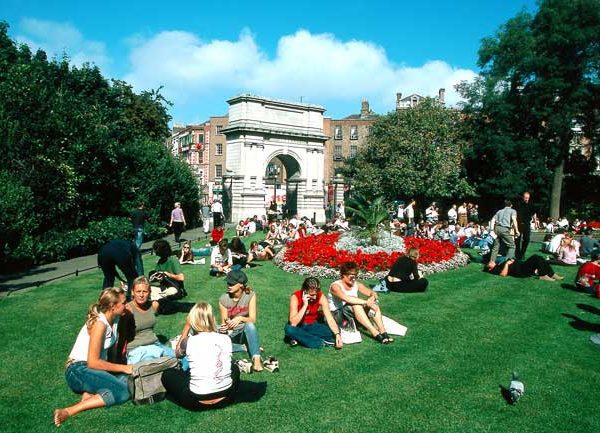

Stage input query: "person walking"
[
  {"left": 211, "top": 199, "right": 224, "bottom": 228},
  {"left": 97, "top": 239, "right": 141, "bottom": 297},
  {"left": 169, "top": 202, "right": 186, "bottom": 243},
  {"left": 488, "top": 200, "right": 520, "bottom": 270},
  {"left": 515, "top": 191, "right": 535, "bottom": 260},
  {"left": 131, "top": 202, "right": 148, "bottom": 250}
]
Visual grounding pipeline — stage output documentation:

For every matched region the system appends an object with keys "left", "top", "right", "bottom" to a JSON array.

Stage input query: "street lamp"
[{"left": 267, "top": 162, "right": 281, "bottom": 205}]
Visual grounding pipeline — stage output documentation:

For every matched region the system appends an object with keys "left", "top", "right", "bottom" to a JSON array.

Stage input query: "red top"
[
  {"left": 577, "top": 262, "right": 600, "bottom": 291},
  {"left": 211, "top": 227, "right": 224, "bottom": 243},
  {"left": 293, "top": 289, "right": 322, "bottom": 325}
]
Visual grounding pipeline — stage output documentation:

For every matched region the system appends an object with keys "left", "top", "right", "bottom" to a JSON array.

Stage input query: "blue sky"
[{"left": 2, "top": 0, "right": 538, "bottom": 124}]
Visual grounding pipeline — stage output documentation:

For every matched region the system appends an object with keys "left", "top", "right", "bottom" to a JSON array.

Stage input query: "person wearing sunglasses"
[{"left": 328, "top": 261, "right": 394, "bottom": 344}]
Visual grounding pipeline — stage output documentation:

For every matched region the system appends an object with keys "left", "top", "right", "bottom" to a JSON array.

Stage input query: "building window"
[
  {"left": 215, "top": 164, "right": 223, "bottom": 178},
  {"left": 334, "top": 144, "right": 343, "bottom": 160},
  {"left": 197, "top": 134, "right": 204, "bottom": 143},
  {"left": 216, "top": 143, "right": 223, "bottom": 155},
  {"left": 334, "top": 125, "right": 342, "bottom": 140},
  {"left": 350, "top": 126, "right": 358, "bottom": 140},
  {"left": 216, "top": 125, "right": 223, "bottom": 134},
  {"left": 350, "top": 145, "right": 357, "bottom": 158}
]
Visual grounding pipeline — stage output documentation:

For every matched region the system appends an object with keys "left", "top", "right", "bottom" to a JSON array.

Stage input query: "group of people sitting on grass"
[{"left": 55, "top": 249, "right": 429, "bottom": 426}]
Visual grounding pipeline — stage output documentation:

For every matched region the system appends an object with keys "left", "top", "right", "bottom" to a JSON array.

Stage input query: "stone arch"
[{"left": 222, "top": 95, "right": 327, "bottom": 224}]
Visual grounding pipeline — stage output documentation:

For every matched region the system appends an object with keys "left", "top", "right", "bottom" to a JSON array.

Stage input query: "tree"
[
  {"left": 346, "top": 98, "right": 474, "bottom": 204},
  {"left": 459, "top": 0, "right": 600, "bottom": 218},
  {"left": 345, "top": 194, "right": 390, "bottom": 245}
]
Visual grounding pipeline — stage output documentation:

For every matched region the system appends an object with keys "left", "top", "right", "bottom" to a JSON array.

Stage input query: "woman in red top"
[
  {"left": 284, "top": 277, "right": 342, "bottom": 349},
  {"left": 211, "top": 225, "right": 225, "bottom": 245}
]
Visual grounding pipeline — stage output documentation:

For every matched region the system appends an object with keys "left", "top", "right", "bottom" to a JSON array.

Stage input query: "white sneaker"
[{"left": 590, "top": 334, "right": 600, "bottom": 345}]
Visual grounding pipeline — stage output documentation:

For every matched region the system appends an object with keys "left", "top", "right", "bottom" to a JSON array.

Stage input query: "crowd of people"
[{"left": 54, "top": 195, "right": 598, "bottom": 426}]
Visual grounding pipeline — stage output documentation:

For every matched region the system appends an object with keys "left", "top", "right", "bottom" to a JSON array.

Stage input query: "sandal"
[
  {"left": 236, "top": 359, "right": 253, "bottom": 374},
  {"left": 263, "top": 356, "right": 279, "bottom": 372},
  {"left": 381, "top": 332, "right": 395, "bottom": 343},
  {"left": 374, "top": 333, "right": 390, "bottom": 344}
]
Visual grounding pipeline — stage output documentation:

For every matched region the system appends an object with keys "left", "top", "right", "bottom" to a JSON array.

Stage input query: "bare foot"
[
  {"left": 252, "top": 357, "right": 263, "bottom": 372},
  {"left": 487, "top": 261, "right": 496, "bottom": 270},
  {"left": 54, "top": 409, "right": 70, "bottom": 427},
  {"left": 540, "top": 275, "right": 555, "bottom": 282},
  {"left": 80, "top": 392, "right": 93, "bottom": 402},
  {"left": 552, "top": 274, "right": 564, "bottom": 281}
]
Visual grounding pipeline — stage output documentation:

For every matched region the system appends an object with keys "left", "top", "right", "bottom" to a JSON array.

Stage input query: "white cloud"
[
  {"left": 15, "top": 18, "right": 111, "bottom": 72},
  {"left": 124, "top": 29, "right": 476, "bottom": 117}
]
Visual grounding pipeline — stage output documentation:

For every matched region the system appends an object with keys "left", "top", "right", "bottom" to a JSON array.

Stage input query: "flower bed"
[{"left": 273, "top": 231, "right": 470, "bottom": 280}]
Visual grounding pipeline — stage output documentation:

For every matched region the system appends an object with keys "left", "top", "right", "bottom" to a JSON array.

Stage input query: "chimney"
[
  {"left": 360, "top": 99, "right": 370, "bottom": 118},
  {"left": 438, "top": 88, "right": 445, "bottom": 105},
  {"left": 396, "top": 92, "right": 402, "bottom": 111}
]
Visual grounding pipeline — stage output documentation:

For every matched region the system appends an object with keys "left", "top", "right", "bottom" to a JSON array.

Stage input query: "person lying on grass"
[
  {"left": 484, "top": 255, "right": 564, "bottom": 281},
  {"left": 54, "top": 287, "right": 132, "bottom": 427},
  {"left": 328, "top": 261, "right": 394, "bottom": 344},
  {"left": 284, "top": 277, "right": 343, "bottom": 349},
  {"left": 162, "top": 302, "right": 239, "bottom": 411}
]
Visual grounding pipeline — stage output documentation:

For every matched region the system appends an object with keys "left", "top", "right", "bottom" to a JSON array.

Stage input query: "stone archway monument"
[{"left": 222, "top": 94, "right": 327, "bottom": 223}]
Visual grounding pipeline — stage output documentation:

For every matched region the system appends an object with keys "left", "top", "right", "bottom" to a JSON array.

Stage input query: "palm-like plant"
[{"left": 345, "top": 194, "right": 390, "bottom": 245}]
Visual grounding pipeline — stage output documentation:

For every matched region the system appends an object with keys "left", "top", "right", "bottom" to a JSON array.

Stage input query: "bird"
[{"left": 509, "top": 371, "right": 525, "bottom": 404}]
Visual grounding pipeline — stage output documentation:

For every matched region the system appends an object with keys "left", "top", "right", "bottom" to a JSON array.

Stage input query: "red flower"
[{"left": 284, "top": 233, "right": 457, "bottom": 271}]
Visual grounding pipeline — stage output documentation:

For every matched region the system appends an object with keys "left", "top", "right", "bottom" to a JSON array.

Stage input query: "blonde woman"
[
  {"left": 53, "top": 287, "right": 132, "bottom": 427},
  {"left": 162, "top": 303, "right": 239, "bottom": 411}
]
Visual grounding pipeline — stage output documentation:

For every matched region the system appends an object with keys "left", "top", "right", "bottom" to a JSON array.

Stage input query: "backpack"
[{"left": 128, "top": 355, "right": 179, "bottom": 405}]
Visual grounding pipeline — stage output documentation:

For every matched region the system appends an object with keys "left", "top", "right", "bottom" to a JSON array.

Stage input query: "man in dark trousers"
[
  {"left": 97, "top": 239, "right": 141, "bottom": 297},
  {"left": 515, "top": 192, "right": 535, "bottom": 260}
]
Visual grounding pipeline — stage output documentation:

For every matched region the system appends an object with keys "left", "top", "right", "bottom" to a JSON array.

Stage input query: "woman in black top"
[{"left": 385, "top": 247, "right": 429, "bottom": 292}]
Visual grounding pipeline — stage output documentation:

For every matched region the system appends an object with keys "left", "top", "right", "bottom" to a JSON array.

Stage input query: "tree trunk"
[{"left": 549, "top": 158, "right": 564, "bottom": 220}]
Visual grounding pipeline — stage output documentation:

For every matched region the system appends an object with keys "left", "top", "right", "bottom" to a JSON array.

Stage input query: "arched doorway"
[{"left": 265, "top": 155, "right": 301, "bottom": 219}]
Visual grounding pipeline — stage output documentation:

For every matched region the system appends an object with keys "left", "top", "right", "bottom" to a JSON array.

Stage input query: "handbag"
[
  {"left": 128, "top": 355, "right": 179, "bottom": 405},
  {"left": 340, "top": 318, "right": 362, "bottom": 344}
]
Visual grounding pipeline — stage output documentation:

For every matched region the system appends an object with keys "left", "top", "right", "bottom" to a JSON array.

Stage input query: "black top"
[
  {"left": 388, "top": 256, "right": 419, "bottom": 281},
  {"left": 515, "top": 200, "right": 535, "bottom": 230},
  {"left": 131, "top": 208, "right": 148, "bottom": 228}
]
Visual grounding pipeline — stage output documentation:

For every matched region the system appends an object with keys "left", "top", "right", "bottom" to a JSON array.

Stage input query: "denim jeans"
[
  {"left": 284, "top": 322, "right": 334, "bottom": 349},
  {"left": 134, "top": 227, "right": 144, "bottom": 250},
  {"left": 230, "top": 323, "right": 261, "bottom": 358},
  {"left": 65, "top": 362, "right": 130, "bottom": 407}
]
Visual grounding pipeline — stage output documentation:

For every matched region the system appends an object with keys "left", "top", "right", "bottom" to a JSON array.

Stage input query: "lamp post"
[{"left": 267, "top": 163, "right": 281, "bottom": 205}]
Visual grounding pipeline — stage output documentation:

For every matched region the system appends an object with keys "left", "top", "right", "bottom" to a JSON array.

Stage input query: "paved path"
[{"left": 0, "top": 228, "right": 211, "bottom": 295}]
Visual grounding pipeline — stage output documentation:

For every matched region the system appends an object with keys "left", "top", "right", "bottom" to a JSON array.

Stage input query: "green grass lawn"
[{"left": 1, "top": 238, "right": 598, "bottom": 433}]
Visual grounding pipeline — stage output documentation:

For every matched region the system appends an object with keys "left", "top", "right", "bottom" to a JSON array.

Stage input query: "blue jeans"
[
  {"left": 284, "top": 322, "right": 334, "bottom": 349},
  {"left": 134, "top": 227, "right": 144, "bottom": 250},
  {"left": 230, "top": 323, "right": 261, "bottom": 358},
  {"left": 65, "top": 362, "right": 129, "bottom": 407}
]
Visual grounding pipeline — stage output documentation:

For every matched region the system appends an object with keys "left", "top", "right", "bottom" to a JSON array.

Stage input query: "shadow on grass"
[
  {"left": 499, "top": 385, "right": 515, "bottom": 405},
  {"left": 231, "top": 380, "right": 268, "bottom": 404},
  {"left": 562, "top": 313, "right": 600, "bottom": 332},
  {"left": 158, "top": 301, "right": 196, "bottom": 315},
  {"left": 561, "top": 283, "right": 591, "bottom": 294},
  {"left": 577, "top": 303, "right": 600, "bottom": 316}
]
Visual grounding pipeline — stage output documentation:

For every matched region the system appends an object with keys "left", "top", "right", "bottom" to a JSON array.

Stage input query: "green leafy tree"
[
  {"left": 0, "top": 22, "right": 200, "bottom": 265},
  {"left": 459, "top": 0, "right": 600, "bottom": 218},
  {"left": 347, "top": 98, "right": 474, "bottom": 204}
]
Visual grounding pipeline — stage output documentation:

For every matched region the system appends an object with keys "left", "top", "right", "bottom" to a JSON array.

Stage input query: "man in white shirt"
[
  {"left": 447, "top": 204, "right": 458, "bottom": 225},
  {"left": 211, "top": 199, "right": 224, "bottom": 227}
]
